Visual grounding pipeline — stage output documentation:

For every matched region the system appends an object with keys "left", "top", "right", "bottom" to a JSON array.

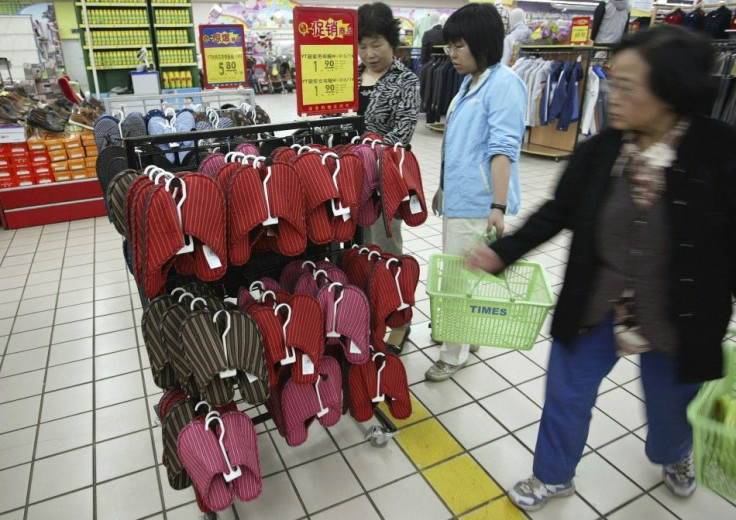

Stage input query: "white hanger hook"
[{"left": 190, "top": 297, "right": 207, "bottom": 311}]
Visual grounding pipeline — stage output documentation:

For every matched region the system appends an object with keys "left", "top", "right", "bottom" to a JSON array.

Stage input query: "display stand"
[
  {"left": 519, "top": 44, "right": 594, "bottom": 160},
  {"left": 120, "top": 115, "right": 403, "bottom": 518},
  {"left": 103, "top": 87, "right": 257, "bottom": 115},
  {"left": 0, "top": 178, "right": 105, "bottom": 229}
]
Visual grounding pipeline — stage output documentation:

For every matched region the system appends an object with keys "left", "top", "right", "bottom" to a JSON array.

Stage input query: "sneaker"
[
  {"left": 508, "top": 475, "right": 575, "bottom": 512},
  {"left": 425, "top": 360, "right": 466, "bottom": 382},
  {"left": 663, "top": 452, "right": 696, "bottom": 497}
]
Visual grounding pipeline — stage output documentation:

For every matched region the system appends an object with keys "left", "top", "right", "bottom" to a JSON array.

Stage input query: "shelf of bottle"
[
  {"left": 75, "top": 2, "right": 147, "bottom": 7},
  {"left": 151, "top": 3, "right": 192, "bottom": 6},
  {"left": 154, "top": 23, "right": 193, "bottom": 28},
  {"left": 84, "top": 45, "right": 151, "bottom": 50},
  {"left": 159, "top": 63, "right": 197, "bottom": 68},
  {"left": 80, "top": 24, "right": 150, "bottom": 29},
  {"left": 156, "top": 43, "right": 195, "bottom": 48},
  {"left": 86, "top": 65, "right": 137, "bottom": 70}
]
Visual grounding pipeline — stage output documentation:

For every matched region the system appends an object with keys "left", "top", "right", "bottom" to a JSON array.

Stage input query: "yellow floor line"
[
  {"left": 394, "top": 417, "right": 463, "bottom": 469},
  {"left": 378, "top": 394, "right": 431, "bottom": 428},
  {"left": 423, "top": 454, "right": 504, "bottom": 516},
  {"left": 387, "top": 390, "right": 525, "bottom": 518}
]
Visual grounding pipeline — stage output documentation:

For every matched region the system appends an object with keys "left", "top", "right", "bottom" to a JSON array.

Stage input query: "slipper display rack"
[
  {"left": 103, "top": 88, "right": 257, "bottom": 120},
  {"left": 119, "top": 115, "right": 420, "bottom": 518}
]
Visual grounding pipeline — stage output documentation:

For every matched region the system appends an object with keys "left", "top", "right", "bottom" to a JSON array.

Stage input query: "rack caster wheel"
[
  {"left": 200, "top": 513, "right": 218, "bottom": 520},
  {"left": 368, "top": 425, "right": 393, "bottom": 448}
]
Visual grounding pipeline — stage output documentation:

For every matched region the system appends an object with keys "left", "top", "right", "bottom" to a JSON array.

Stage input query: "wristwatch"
[{"left": 491, "top": 203, "right": 507, "bottom": 214}]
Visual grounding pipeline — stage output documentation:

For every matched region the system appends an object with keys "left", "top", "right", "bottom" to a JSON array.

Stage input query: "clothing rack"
[{"left": 517, "top": 45, "right": 595, "bottom": 160}]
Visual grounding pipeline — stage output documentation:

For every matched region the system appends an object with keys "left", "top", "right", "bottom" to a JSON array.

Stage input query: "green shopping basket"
[
  {"left": 687, "top": 330, "right": 736, "bottom": 501},
  {"left": 426, "top": 254, "right": 555, "bottom": 350}
]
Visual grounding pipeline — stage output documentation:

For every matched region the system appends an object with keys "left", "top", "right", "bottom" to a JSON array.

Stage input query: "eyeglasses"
[
  {"left": 443, "top": 44, "right": 466, "bottom": 56},
  {"left": 600, "top": 81, "right": 640, "bottom": 96}
]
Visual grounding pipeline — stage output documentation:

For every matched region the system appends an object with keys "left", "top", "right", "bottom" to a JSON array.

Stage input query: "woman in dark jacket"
[{"left": 468, "top": 25, "right": 736, "bottom": 512}]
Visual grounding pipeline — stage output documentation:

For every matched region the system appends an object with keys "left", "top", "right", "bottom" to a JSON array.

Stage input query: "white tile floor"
[{"left": 0, "top": 92, "right": 735, "bottom": 519}]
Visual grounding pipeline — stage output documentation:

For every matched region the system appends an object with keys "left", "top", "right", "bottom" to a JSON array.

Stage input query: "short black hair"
[
  {"left": 613, "top": 24, "right": 715, "bottom": 116},
  {"left": 358, "top": 3, "right": 401, "bottom": 48},
  {"left": 443, "top": 3, "right": 504, "bottom": 70}
]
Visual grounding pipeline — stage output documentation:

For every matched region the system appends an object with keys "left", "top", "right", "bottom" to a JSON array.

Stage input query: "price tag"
[
  {"left": 409, "top": 195, "right": 422, "bottom": 215},
  {"left": 202, "top": 244, "right": 223, "bottom": 269},
  {"left": 293, "top": 6, "right": 358, "bottom": 116},
  {"left": 302, "top": 354, "right": 315, "bottom": 375},
  {"left": 199, "top": 24, "right": 248, "bottom": 89},
  {"left": 243, "top": 371, "right": 259, "bottom": 384},
  {"left": 349, "top": 340, "right": 361, "bottom": 355}
]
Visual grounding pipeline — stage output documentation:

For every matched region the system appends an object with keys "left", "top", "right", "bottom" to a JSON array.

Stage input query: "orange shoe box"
[
  {"left": 44, "top": 138, "right": 64, "bottom": 151},
  {"left": 67, "top": 147, "right": 85, "bottom": 160},
  {"left": 48, "top": 149, "right": 68, "bottom": 162},
  {"left": 53, "top": 170, "right": 72, "bottom": 182},
  {"left": 84, "top": 146, "right": 98, "bottom": 157},
  {"left": 51, "top": 161, "right": 69, "bottom": 174}
]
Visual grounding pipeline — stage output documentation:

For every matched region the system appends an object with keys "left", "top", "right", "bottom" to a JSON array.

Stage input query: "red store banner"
[{"left": 293, "top": 6, "right": 359, "bottom": 116}]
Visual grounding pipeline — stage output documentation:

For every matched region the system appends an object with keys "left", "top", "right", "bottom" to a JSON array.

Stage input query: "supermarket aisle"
[{"left": 0, "top": 93, "right": 735, "bottom": 519}]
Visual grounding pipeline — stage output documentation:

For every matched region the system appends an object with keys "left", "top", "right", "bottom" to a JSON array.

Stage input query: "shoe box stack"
[{"left": 0, "top": 133, "right": 99, "bottom": 188}]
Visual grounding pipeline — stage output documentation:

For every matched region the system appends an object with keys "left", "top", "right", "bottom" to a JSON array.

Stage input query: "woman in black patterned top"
[{"left": 358, "top": 2, "right": 420, "bottom": 256}]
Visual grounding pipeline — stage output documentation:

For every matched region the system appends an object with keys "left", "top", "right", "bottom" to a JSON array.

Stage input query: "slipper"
[
  {"left": 291, "top": 153, "right": 338, "bottom": 244},
  {"left": 94, "top": 114, "right": 122, "bottom": 152},
  {"left": 120, "top": 112, "right": 147, "bottom": 139},
  {"left": 147, "top": 115, "right": 177, "bottom": 163},
  {"left": 177, "top": 417, "right": 236, "bottom": 512},
  {"left": 171, "top": 173, "right": 228, "bottom": 283},
  {"left": 96, "top": 145, "right": 128, "bottom": 200},
  {"left": 278, "top": 356, "right": 342, "bottom": 446},
  {"left": 384, "top": 146, "right": 427, "bottom": 227},
  {"left": 349, "top": 352, "right": 411, "bottom": 422},
  {"left": 237, "top": 278, "right": 282, "bottom": 312},
  {"left": 254, "top": 160, "right": 307, "bottom": 256},
  {"left": 141, "top": 293, "right": 180, "bottom": 389},
  {"left": 162, "top": 398, "right": 195, "bottom": 490},
  {"left": 316, "top": 282, "right": 370, "bottom": 365},
  {"left": 227, "top": 164, "right": 268, "bottom": 266},
  {"left": 324, "top": 152, "right": 364, "bottom": 242},
  {"left": 377, "top": 146, "right": 409, "bottom": 237},
  {"left": 179, "top": 309, "right": 237, "bottom": 406},
  {"left": 228, "top": 310, "right": 270, "bottom": 405},
  {"left": 219, "top": 412, "right": 263, "bottom": 501},
  {"left": 106, "top": 169, "right": 138, "bottom": 236},
  {"left": 160, "top": 299, "right": 201, "bottom": 396},
  {"left": 235, "top": 142, "right": 260, "bottom": 156},
  {"left": 198, "top": 153, "right": 227, "bottom": 178}
]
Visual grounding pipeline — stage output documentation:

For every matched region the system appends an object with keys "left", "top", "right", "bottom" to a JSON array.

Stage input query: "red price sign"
[
  {"left": 293, "top": 6, "right": 358, "bottom": 116},
  {"left": 570, "top": 17, "right": 591, "bottom": 45}
]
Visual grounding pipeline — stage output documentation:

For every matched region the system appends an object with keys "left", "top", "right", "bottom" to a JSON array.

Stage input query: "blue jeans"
[{"left": 533, "top": 317, "right": 701, "bottom": 484}]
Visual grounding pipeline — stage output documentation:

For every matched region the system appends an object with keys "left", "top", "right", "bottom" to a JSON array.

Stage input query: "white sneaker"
[
  {"left": 663, "top": 451, "right": 696, "bottom": 497},
  {"left": 508, "top": 475, "right": 575, "bottom": 511},
  {"left": 425, "top": 360, "right": 466, "bottom": 382}
]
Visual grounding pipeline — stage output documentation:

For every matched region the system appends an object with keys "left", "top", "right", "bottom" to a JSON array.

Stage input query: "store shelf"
[
  {"left": 81, "top": 24, "right": 150, "bottom": 29},
  {"left": 87, "top": 65, "right": 137, "bottom": 70},
  {"left": 151, "top": 3, "right": 191, "bottom": 6},
  {"left": 154, "top": 24, "right": 193, "bottom": 28},
  {"left": 159, "top": 63, "right": 197, "bottom": 67},
  {"left": 75, "top": 2, "right": 147, "bottom": 6},
  {"left": 156, "top": 43, "right": 195, "bottom": 48},
  {"left": 84, "top": 45, "right": 151, "bottom": 50}
]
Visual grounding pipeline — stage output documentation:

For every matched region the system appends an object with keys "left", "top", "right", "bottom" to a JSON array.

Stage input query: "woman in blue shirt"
[{"left": 426, "top": 3, "right": 527, "bottom": 382}]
